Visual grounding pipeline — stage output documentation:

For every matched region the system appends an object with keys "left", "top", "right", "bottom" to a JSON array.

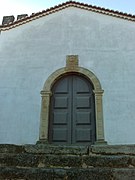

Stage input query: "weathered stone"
[
  {"left": 113, "top": 168, "right": 135, "bottom": 180},
  {"left": 129, "top": 156, "right": 135, "bottom": 167},
  {"left": 0, "top": 153, "right": 82, "bottom": 168},
  {"left": 25, "top": 144, "right": 89, "bottom": 155},
  {"left": 0, "top": 153, "right": 41, "bottom": 167},
  {"left": 0, "top": 144, "right": 135, "bottom": 179},
  {"left": 0, "top": 144, "right": 25, "bottom": 153},
  {"left": 1, "top": 167, "right": 135, "bottom": 180},
  {"left": 0, "top": 167, "right": 113, "bottom": 180},
  {"left": 83, "top": 155, "right": 130, "bottom": 168},
  {"left": 41, "top": 155, "right": 82, "bottom": 168},
  {"left": 0, "top": 167, "right": 53, "bottom": 179},
  {"left": 91, "top": 144, "right": 135, "bottom": 155},
  {"left": 65, "top": 168, "right": 113, "bottom": 180}
]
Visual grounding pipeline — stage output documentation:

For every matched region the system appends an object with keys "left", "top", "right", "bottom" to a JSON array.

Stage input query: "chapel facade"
[{"left": 0, "top": 1, "right": 135, "bottom": 145}]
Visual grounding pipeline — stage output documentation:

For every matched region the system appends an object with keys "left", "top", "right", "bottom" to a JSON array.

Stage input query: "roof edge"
[{"left": 1, "top": 1, "right": 135, "bottom": 31}]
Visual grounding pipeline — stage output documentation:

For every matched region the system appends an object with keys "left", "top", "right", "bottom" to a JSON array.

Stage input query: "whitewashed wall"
[{"left": 1, "top": 7, "right": 135, "bottom": 145}]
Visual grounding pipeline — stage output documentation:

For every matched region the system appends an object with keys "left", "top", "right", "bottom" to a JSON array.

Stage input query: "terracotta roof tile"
[{"left": 0, "top": 1, "right": 135, "bottom": 31}]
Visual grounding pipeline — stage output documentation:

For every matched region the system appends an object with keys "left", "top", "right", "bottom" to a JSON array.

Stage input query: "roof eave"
[{"left": 1, "top": 1, "right": 135, "bottom": 31}]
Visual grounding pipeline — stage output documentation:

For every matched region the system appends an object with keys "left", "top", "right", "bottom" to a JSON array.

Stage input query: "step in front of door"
[{"left": 1, "top": 167, "right": 135, "bottom": 180}]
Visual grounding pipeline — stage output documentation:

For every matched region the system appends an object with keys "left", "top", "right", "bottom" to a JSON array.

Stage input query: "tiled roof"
[{"left": 0, "top": 0, "right": 135, "bottom": 31}]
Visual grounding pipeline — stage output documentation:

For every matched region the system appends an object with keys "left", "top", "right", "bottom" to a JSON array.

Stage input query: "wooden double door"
[{"left": 49, "top": 74, "right": 96, "bottom": 145}]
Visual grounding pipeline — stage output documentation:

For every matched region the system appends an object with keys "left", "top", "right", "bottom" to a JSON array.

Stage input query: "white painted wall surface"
[{"left": 1, "top": 7, "right": 135, "bottom": 145}]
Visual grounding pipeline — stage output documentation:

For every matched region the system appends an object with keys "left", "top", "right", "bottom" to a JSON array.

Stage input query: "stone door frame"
[{"left": 38, "top": 55, "right": 107, "bottom": 145}]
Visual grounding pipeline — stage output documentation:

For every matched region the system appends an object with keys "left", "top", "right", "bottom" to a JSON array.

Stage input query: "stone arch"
[{"left": 38, "top": 56, "right": 107, "bottom": 145}]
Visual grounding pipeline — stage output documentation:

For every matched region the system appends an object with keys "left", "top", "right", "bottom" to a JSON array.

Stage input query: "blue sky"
[{"left": 0, "top": 0, "right": 135, "bottom": 24}]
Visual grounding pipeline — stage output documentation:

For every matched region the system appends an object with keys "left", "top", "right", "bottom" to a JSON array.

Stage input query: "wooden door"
[{"left": 49, "top": 74, "right": 96, "bottom": 145}]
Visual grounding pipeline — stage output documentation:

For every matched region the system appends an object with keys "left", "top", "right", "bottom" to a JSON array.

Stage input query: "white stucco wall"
[{"left": 1, "top": 7, "right": 135, "bottom": 145}]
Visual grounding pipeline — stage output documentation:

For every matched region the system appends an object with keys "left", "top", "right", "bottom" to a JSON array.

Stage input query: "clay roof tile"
[{"left": 1, "top": 1, "right": 135, "bottom": 31}]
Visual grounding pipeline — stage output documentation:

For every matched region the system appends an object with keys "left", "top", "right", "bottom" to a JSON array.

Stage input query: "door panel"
[
  {"left": 49, "top": 74, "right": 96, "bottom": 145},
  {"left": 76, "top": 129, "right": 92, "bottom": 142},
  {"left": 76, "top": 112, "right": 91, "bottom": 125},
  {"left": 49, "top": 76, "right": 71, "bottom": 144},
  {"left": 53, "top": 112, "right": 68, "bottom": 124},
  {"left": 76, "top": 76, "right": 90, "bottom": 93},
  {"left": 72, "top": 75, "right": 95, "bottom": 145},
  {"left": 54, "top": 97, "right": 68, "bottom": 108},
  {"left": 76, "top": 97, "right": 90, "bottom": 108},
  {"left": 53, "top": 128, "right": 68, "bottom": 142}
]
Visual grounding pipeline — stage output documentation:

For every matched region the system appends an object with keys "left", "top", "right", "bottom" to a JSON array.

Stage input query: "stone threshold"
[{"left": 0, "top": 144, "right": 135, "bottom": 155}]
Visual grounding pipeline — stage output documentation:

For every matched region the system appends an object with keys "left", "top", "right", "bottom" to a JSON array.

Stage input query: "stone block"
[
  {"left": 17, "top": 14, "right": 28, "bottom": 20},
  {"left": 2, "top": 16, "right": 15, "bottom": 25}
]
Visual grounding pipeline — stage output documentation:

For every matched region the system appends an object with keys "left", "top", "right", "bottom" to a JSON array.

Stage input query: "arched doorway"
[
  {"left": 49, "top": 74, "right": 96, "bottom": 145},
  {"left": 38, "top": 55, "right": 107, "bottom": 145}
]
